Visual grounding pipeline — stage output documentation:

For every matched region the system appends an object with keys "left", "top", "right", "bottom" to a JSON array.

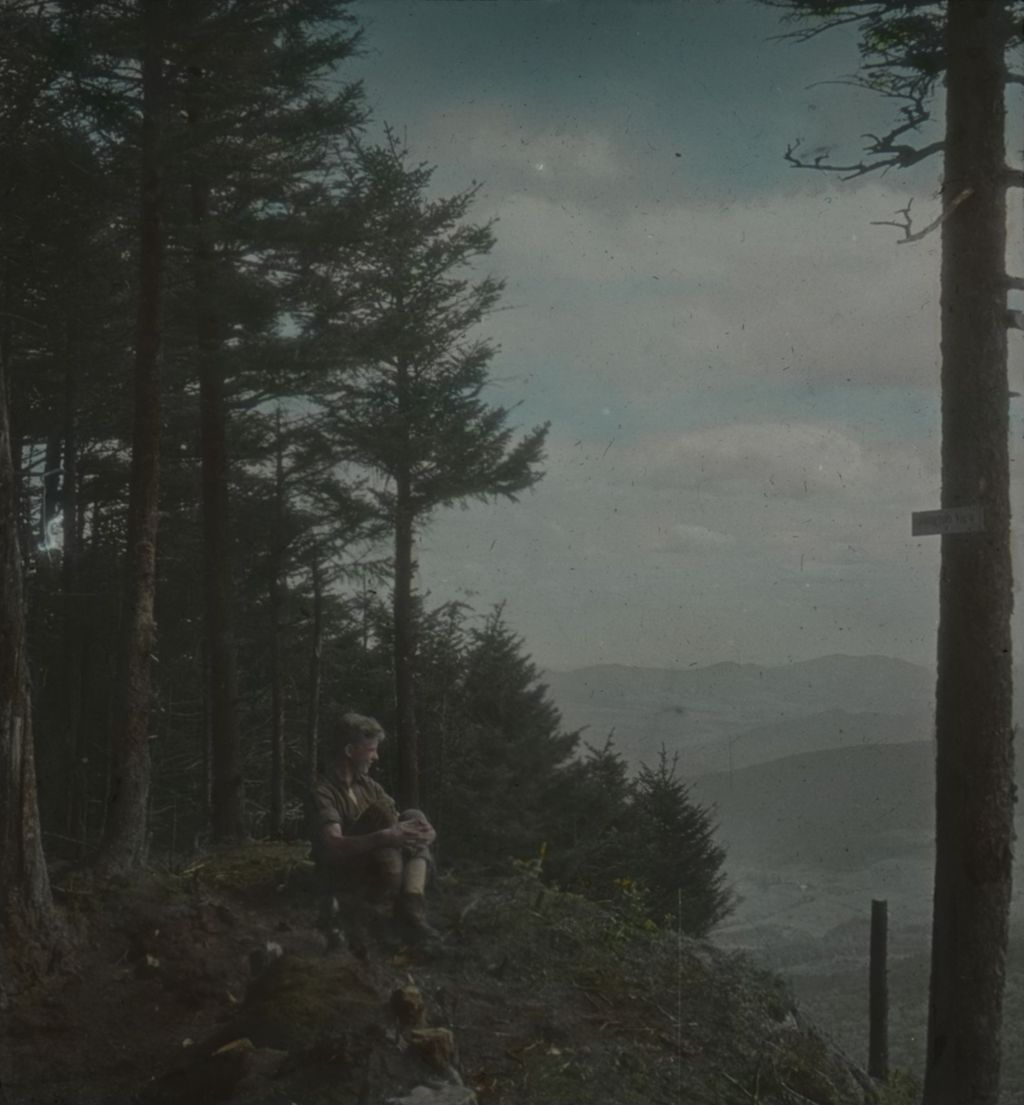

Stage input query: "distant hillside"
[
  {"left": 701, "top": 709, "right": 928, "bottom": 775},
  {"left": 542, "top": 653, "right": 934, "bottom": 772},
  {"left": 693, "top": 740, "right": 1024, "bottom": 872},
  {"left": 691, "top": 741, "right": 935, "bottom": 870}
]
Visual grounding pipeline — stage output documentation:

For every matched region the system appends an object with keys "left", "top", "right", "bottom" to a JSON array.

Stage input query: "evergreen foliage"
[
  {"left": 0, "top": 1, "right": 733, "bottom": 941},
  {"left": 543, "top": 737, "right": 636, "bottom": 897},
  {"left": 429, "top": 606, "right": 578, "bottom": 864},
  {"left": 631, "top": 748, "right": 734, "bottom": 937},
  {"left": 545, "top": 740, "right": 733, "bottom": 938},
  {"left": 299, "top": 132, "right": 549, "bottom": 807}
]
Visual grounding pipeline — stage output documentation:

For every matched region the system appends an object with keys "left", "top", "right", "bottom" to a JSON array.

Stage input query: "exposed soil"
[{"left": 1, "top": 844, "right": 880, "bottom": 1105}]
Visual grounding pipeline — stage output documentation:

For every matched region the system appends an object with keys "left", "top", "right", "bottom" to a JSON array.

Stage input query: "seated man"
[{"left": 310, "top": 712, "right": 439, "bottom": 952}]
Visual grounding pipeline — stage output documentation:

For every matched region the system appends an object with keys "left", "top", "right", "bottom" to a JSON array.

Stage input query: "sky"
[{"left": 346, "top": 0, "right": 1024, "bottom": 673}]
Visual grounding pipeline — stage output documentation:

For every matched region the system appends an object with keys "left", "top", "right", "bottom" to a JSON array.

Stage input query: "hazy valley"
[{"left": 543, "top": 654, "right": 1024, "bottom": 1097}]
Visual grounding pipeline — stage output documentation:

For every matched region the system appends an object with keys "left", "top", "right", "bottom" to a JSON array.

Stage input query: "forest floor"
[{"left": 1, "top": 843, "right": 900, "bottom": 1105}]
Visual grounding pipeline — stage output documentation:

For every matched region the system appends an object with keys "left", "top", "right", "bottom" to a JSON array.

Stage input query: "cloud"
[
  {"left": 415, "top": 410, "right": 943, "bottom": 666},
  {"left": 464, "top": 180, "right": 945, "bottom": 432},
  {"left": 347, "top": 2, "right": 1023, "bottom": 671},
  {"left": 658, "top": 523, "right": 736, "bottom": 552},
  {"left": 637, "top": 422, "right": 869, "bottom": 498},
  {"left": 402, "top": 160, "right": 959, "bottom": 670}
]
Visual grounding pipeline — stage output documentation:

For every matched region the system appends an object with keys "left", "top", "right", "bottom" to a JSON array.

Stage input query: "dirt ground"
[{"left": 1, "top": 844, "right": 879, "bottom": 1105}]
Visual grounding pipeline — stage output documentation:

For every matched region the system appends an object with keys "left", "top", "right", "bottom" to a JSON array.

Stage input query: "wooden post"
[{"left": 869, "top": 898, "right": 889, "bottom": 1080}]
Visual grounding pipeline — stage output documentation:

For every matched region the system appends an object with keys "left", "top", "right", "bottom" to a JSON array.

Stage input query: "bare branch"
[
  {"left": 870, "top": 198, "right": 915, "bottom": 236},
  {"left": 1008, "top": 310, "right": 1024, "bottom": 333},
  {"left": 785, "top": 137, "right": 944, "bottom": 180},
  {"left": 1007, "top": 72, "right": 1024, "bottom": 87},
  {"left": 1004, "top": 276, "right": 1024, "bottom": 292},
  {"left": 767, "top": 13, "right": 867, "bottom": 44},
  {"left": 1007, "top": 169, "right": 1024, "bottom": 189},
  {"left": 870, "top": 187, "right": 973, "bottom": 244},
  {"left": 760, "top": 0, "right": 887, "bottom": 44},
  {"left": 783, "top": 77, "right": 942, "bottom": 180}
]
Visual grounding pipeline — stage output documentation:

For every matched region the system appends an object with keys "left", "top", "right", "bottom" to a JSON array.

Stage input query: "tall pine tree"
[
  {"left": 762, "top": 2, "right": 1023, "bottom": 1097},
  {"left": 97, "top": 0, "right": 167, "bottom": 876},
  {"left": 160, "top": 0, "right": 365, "bottom": 840},
  {"left": 307, "top": 136, "right": 549, "bottom": 808}
]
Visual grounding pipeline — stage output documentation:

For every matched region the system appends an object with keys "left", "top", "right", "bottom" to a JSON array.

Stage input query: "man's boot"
[{"left": 395, "top": 891, "right": 442, "bottom": 947}]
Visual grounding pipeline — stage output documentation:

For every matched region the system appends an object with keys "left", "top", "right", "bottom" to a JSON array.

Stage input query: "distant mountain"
[
  {"left": 693, "top": 709, "right": 928, "bottom": 776},
  {"left": 692, "top": 741, "right": 935, "bottom": 870},
  {"left": 692, "top": 740, "right": 1024, "bottom": 872},
  {"left": 541, "top": 655, "right": 1024, "bottom": 880},
  {"left": 542, "top": 653, "right": 934, "bottom": 772}
]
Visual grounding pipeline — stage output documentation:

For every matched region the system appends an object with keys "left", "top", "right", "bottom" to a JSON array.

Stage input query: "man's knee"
[{"left": 399, "top": 809, "right": 434, "bottom": 861}]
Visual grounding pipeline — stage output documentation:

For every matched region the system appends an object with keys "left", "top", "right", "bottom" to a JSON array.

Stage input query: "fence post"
[{"left": 868, "top": 898, "right": 889, "bottom": 1080}]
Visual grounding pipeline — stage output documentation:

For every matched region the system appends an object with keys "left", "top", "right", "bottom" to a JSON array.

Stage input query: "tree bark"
[
  {"left": 268, "top": 409, "right": 285, "bottom": 838},
  {"left": 0, "top": 272, "right": 56, "bottom": 966},
  {"left": 201, "top": 639, "right": 212, "bottom": 829},
  {"left": 393, "top": 476, "right": 419, "bottom": 810},
  {"left": 61, "top": 351, "right": 86, "bottom": 852},
  {"left": 306, "top": 548, "right": 323, "bottom": 789},
  {"left": 189, "top": 89, "right": 245, "bottom": 842},
  {"left": 96, "top": 0, "right": 166, "bottom": 876},
  {"left": 922, "top": 3, "right": 1014, "bottom": 1102},
  {"left": 392, "top": 353, "right": 420, "bottom": 811},
  {"left": 2, "top": 275, "right": 32, "bottom": 576}
]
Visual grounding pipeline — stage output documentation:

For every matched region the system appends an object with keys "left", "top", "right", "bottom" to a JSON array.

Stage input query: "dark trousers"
[{"left": 317, "top": 807, "right": 432, "bottom": 931}]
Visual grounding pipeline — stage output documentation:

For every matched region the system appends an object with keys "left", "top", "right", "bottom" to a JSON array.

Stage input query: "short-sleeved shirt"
[{"left": 309, "top": 766, "right": 399, "bottom": 855}]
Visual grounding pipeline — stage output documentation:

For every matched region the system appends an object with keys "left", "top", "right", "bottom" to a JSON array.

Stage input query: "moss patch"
[
  {"left": 233, "top": 955, "right": 382, "bottom": 1051},
  {"left": 179, "top": 842, "right": 314, "bottom": 897}
]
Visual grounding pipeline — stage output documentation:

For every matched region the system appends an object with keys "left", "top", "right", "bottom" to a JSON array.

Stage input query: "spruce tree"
[
  {"left": 307, "top": 136, "right": 549, "bottom": 808},
  {"left": 97, "top": 0, "right": 168, "bottom": 876},
  {"left": 231, "top": 402, "right": 382, "bottom": 836},
  {"left": 158, "top": 0, "right": 366, "bottom": 841},
  {"left": 432, "top": 607, "right": 577, "bottom": 864},
  {"left": 632, "top": 748, "right": 732, "bottom": 937},
  {"left": 544, "top": 737, "right": 635, "bottom": 897},
  {"left": 0, "top": 1, "right": 60, "bottom": 943}
]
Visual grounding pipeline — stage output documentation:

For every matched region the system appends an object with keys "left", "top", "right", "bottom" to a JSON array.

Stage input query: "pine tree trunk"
[
  {"left": 922, "top": 3, "right": 1014, "bottom": 1101},
  {"left": 97, "top": 0, "right": 166, "bottom": 876},
  {"left": 61, "top": 353, "right": 86, "bottom": 853},
  {"left": 189, "top": 95, "right": 245, "bottom": 843},
  {"left": 78, "top": 494, "right": 103, "bottom": 850},
  {"left": 268, "top": 592, "right": 285, "bottom": 834},
  {"left": 3, "top": 285, "right": 31, "bottom": 575},
  {"left": 393, "top": 478, "right": 419, "bottom": 810},
  {"left": 268, "top": 415, "right": 285, "bottom": 837},
  {"left": 201, "top": 639, "right": 212, "bottom": 828},
  {"left": 393, "top": 354, "right": 420, "bottom": 810},
  {"left": 306, "top": 549, "right": 323, "bottom": 789},
  {"left": 0, "top": 278, "right": 56, "bottom": 964}
]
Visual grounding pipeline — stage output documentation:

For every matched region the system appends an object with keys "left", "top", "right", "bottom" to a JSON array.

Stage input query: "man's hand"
[
  {"left": 406, "top": 813, "right": 437, "bottom": 847},
  {"left": 388, "top": 816, "right": 435, "bottom": 848}
]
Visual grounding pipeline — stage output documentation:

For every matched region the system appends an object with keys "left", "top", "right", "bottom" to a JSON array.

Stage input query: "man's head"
[{"left": 335, "top": 712, "right": 385, "bottom": 779}]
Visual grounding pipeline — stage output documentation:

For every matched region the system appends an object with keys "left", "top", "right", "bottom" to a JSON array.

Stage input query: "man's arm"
[
  {"left": 399, "top": 810, "right": 437, "bottom": 847},
  {"left": 319, "top": 819, "right": 429, "bottom": 864}
]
